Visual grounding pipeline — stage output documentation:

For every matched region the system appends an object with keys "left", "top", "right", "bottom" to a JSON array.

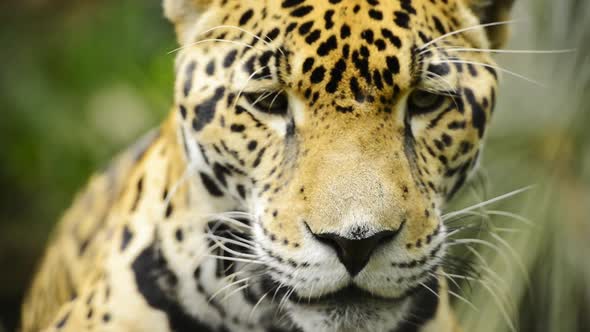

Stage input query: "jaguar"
[{"left": 21, "top": 0, "right": 515, "bottom": 331}]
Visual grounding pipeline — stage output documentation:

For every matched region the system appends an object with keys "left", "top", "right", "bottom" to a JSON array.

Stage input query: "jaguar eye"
[
  {"left": 407, "top": 89, "right": 446, "bottom": 115},
  {"left": 244, "top": 91, "right": 289, "bottom": 116}
]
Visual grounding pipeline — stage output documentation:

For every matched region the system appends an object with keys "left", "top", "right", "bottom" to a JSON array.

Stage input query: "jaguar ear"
[
  {"left": 468, "top": 0, "right": 516, "bottom": 49},
  {"left": 163, "top": 0, "right": 213, "bottom": 44}
]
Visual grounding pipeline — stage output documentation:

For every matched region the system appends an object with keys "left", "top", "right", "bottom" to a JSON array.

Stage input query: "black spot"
[
  {"left": 360, "top": 45, "right": 370, "bottom": 57},
  {"left": 441, "top": 133, "right": 453, "bottom": 146},
  {"left": 351, "top": 50, "right": 371, "bottom": 84},
  {"left": 368, "top": 9, "right": 383, "bottom": 20},
  {"left": 131, "top": 240, "right": 215, "bottom": 332},
  {"left": 326, "top": 59, "right": 347, "bottom": 93},
  {"left": 199, "top": 172, "right": 224, "bottom": 197},
  {"left": 340, "top": 24, "right": 351, "bottom": 39},
  {"left": 102, "top": 313, "right": 111, "bottom": 323},
  {"left": 317, "top": 35, "right": 338, "bottom": 56},
  {"left": 236, "top": 184, "right": 246, "bottom": 199},
  {"left": 183, "top": 62, "right": 196, "bottom": 97},
  {"left": 464, "top": 88, "right": 486, "bottom": 138},
  {"left": 484, "top": 66, "right": 498, "bottom": 79},
  {"left": 350, "top": 77, "right": 365, "bottom": 102},
  {"left": 467, "top": 63, "right": 478, "bottom": 77},
  {"left": 192, "top": 87, "right": 225, "bottom": 132},
  {"left": 418, "top": 31, "right": 431, "bottom": 44},
  {"left": 121, "top": 225, "right": 133, "bottom": 251},
  {"left": 131, "top": 176, "right": 144, "bottom": 212},
  {"left": 324, "top": 10, "right": 335, "bottom": 29},
  {"left": 298, "top": 21, "right": 314, "bottom": 35},
  {"left": 448, "top": 121, "right": 466, "bottom": 130},
  {"left": 432, "top": 16, "right": 446, "bottom": 35},
  {"left": 223, "top": 50, "right": 238, "bottom": 68},
  {"left": 394, "top": 11, "right": 410, "bottom": 29},
  {"left": 381, "top": 29, "right": 402, "bottom": 48},
  {"left": 175, "top": 228, "right": 184, "bottom": 242},
  {"left": 198, "top": 144, "right": 210, "bottom": 165},
  {"left": 206, "top": 60, "right": 215, "bottom": 76},
  {"left": 266, "top": 28, "right": 281, "bottom": 41},
  {"left": 373, "top": 69, "right": 384, "bottom": 90},
  {"left": 342, "top": 44, "right": 350, "bottom": 58},
  {"left": 305, "top": 29, "right": 322, "bottom": 44},
  {"left": 361, "top": 29, "right": 374, "bottom": 43},
  {"left": 55, "top": 311, "right": 71, "bottom": 328},
  {"left": 382, "top": 69, "right": 393, "bottom": 85},
  {"left": 290, "top": 6, "right": 313, "bottom": 17},
  {"left": 165, "top": 204, "right": 174, "bottom": 218},
  {"left": 310, "top": 66, "right": 326, "bottom": 83},
  {"left": 374, "top": 39, "right": 386, "bottom": 50},
  {"left": 282, "top": 0, "right": 305, "bottom": 7},
  {"left": 247, "top": 140, "right": 258, "bottom": 151},
  {"left": 230, "top": 124, "right": 246, "bottom": 132},
  {"left": 239, "top": 9, "right": 254, "bottom": 25},
  {"left": 386, "top": 56, "right": 400, "bottom": 74},
  {"left": 336, "top": 105, "right": 354, "bottom": 113},
  {"left": 226, "top": 93, "right": 236, "bottom": 108},
  {"left": 401, "top": 0, "right": 416, "bottom": 14},
  {"left": 285, "top": 22, "right": 298, "bottom": 34},
  {"left": 179, "top": 105, "right": 187, "bottom": 119},
  {"left": 253, "top": 147, "right": 267, "bottom": 168},
  {"left": 213, "top": 163, "right": 232, "bottom": 187},
  {"left": 302, "top": 57, "right": 315, "bottom": 73}
]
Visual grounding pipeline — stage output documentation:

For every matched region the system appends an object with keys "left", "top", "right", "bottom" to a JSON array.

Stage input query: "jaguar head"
[{"left": 164, "top": 0, "right": 514, "bottom": 330}]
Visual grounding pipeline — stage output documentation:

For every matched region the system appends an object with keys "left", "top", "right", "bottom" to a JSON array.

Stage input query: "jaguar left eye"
[
  {"left": 407, "top": 89, "right": 446, "bottom": 115},
  {"left": 244, "top": 91, "right": 289, "bottom": 116}
]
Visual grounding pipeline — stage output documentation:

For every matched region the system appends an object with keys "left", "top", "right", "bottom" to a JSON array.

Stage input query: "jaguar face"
[{"left": 166, "top": 0, "right": 505, "bottom": 330}]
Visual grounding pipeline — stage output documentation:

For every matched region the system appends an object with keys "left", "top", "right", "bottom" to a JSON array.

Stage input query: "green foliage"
[{"left": 0, "top": 2, "right": 174, "bottom": 329}]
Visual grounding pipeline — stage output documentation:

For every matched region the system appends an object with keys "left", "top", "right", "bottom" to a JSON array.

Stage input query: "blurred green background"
[{"left": 0, "top": 0, "right": 588, "bottom": 331}]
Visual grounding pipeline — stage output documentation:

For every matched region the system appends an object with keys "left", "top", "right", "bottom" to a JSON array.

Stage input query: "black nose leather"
[{"left": 314, "top": 230, "right": 399, "bottom": 276}]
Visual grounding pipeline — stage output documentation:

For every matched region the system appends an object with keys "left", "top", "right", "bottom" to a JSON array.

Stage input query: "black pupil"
[{"left": 244, "top": 92, "right": 289, "bottom": 115}]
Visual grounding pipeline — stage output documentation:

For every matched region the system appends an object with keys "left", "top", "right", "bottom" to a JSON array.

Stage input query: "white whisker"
[
  {"left": 169, "top": 38, "right": 265, "bottom": 54},
  {"left": 232, "top": 66, "right": 270, "bottom": 111},
  {"left": 448, "top": 238, "right": 511, "bottom": 268},
  {"left": 206, "top": 235, "right": 257, "bottom": 256},
  {"left": 438, "top": 46, "right": 577, "bottom": 55},
  {"left": 249, "top": 290, "right": 270, "bottom": 322},
  {"left": 439, "top": 59, "right": 545, "bottom": 87},
  {"left": 489, "top": 232, "right": 531, "bottom": 290},
  {"left": 205, "top": 254, "right": 268, "bottom": 265},
  {"left": 220, "top": 283, "right": 251, "bottom": 303},
  {"left": 439, "top": 273, "right": 479, "bottom": 311},
  {"left": 209, "top": 276, "right": 253, "bottom": 302},
  {"left": 420, "top": 19, "right": 521, "bottom": 50},
  {"left": 443, "top": 186, "right": 534, "bottom": 220},
  {"left": 206, "top": 234, "right": 256, "bottom": 250},
  {"left": 486, "top": 210, "right": 533, "bottom": 226},
  {"left": 200, "top": 25, "right": 286, "bottom": 56}
]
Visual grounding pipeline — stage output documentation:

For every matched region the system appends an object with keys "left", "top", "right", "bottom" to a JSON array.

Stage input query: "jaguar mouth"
[
  {"left": 290, "top": 285, "right": 404, "bottom": 306},
  {"left": 262, "top": 277, "right": 425, "bottom": 307}
]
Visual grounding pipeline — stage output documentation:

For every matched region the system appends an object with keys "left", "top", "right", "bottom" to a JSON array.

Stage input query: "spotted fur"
[{"left": 22, "top": 0, "right": 515, "bottom": 331}]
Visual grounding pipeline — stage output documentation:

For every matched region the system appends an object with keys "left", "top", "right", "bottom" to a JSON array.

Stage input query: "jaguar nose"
[{"left": 312, "top": 228, "right": 401, "bottom": 277}]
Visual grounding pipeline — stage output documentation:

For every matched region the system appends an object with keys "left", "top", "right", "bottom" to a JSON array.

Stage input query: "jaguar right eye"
[{"left": 243, "top": 91, "right": 289, "bottom": 116}]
